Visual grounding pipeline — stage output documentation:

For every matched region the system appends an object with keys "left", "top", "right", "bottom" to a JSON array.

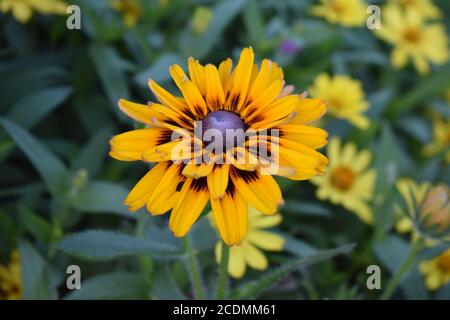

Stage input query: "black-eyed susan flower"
[
  {"left": 389, "top": 0, "right": 441, "bottom": 20},
  {"left": 109, "top": 47, "right": 329, "bottom": 246},
  {"left": 0, "top": 250, "right": 22, "bottom": 300},
  {"left": 423, "top": 115, "right": 450, "bottom": 163},
  {"left": 214, "top": 207, "right": 285, "bottom": 278},
  {"left": 311, "top": 137, "right": 376, "bottom": 224},
  {"left": 111, "top": 0, "right": 141, "bottom": 27},
  {"left": 374, "top": 4, "right": 449, "bottom": 75},
  {"left": 0, "top": 0, "right": 67, "bottom": 23},
  {"left": 419, "top": 249, "right": 450, "bottom": 291},
  {"left": 308, "top": 73, "right": 370, "bottom": 129},
  {"left": 310, "top": 0, "right": 367, "bottom": 27}
]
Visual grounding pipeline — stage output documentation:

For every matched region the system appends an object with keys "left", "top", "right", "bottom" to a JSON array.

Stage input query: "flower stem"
[
  {"left": 183, "top": 236, "right": 205, "bottom": 300},
  {"left": 216, "top": 242, "right": 230, "bottom": 300},
  {"left": 381, "top": 238, "right": 424, "bottom": 300}
]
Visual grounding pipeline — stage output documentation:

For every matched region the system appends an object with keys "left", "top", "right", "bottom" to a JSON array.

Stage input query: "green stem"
[
  {"left": 381, "top": 238, "right": 424, "bottom": 300},
  {"left": 216, "top": 242, "right": 230, "bottom": 300},
  {"left": 183, "top": 236, "right": 205, "bottom": 300}
]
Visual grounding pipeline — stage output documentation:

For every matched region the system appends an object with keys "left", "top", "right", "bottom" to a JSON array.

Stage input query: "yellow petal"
[
  {"left": 243, "top": 242, "right": 268, "bottom": 270},
  {"left": 207, "top": 164, "right": 230, "bottom": 200},
  {"left": 124, "top": 162, "right": 169, "bottom": 211},
  {"left": 247, "top": 230, "right": 285, "bottom": 251},
  {"left": 169, "top": 178, "right": 209, "bottom": 237}
]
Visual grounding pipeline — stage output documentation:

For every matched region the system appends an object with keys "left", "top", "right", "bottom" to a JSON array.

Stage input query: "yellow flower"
[
  {"left": 310, "top": 0, "right": 367, "bottom": 27},
  {"left": 0, "top": 250, "right": 22, "bottom": 300},
  {"left": 423, "top": 115, "right": 450, "bottom": 163},
  {"left": 191, "top": 6, "right": 213, "bottom": 35},
  {"left": 111, "top": 0, "right": 141, "bottom": 27},
  {"left": 389, "top": 0, "right": 441, "bottom": 20},
  {"left": 308, "top": 73, "right": 370, "bottom": 129},
  {"left": 109, "top": 47, "right": 328, "bottom": 246},
  {"left": 311, "top": 137, "right": 376, "bottom": 224},
  {"left": 374, "top": 4, "right": 449, "bottom": 75},
  {"left": 419, "top": 249, "right": 450, "bottom": 291},
  {"left": 0, "top": 0, "right": 67, "bottom": 23},
  {"left": 214, "top": 207, "right": 285, "bottom": 278}
]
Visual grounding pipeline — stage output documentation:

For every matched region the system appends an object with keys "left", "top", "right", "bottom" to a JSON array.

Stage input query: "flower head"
[
  {"left": 389, "top": 0, "right": 441, "bottom": 20},
  {"left": 214, "top": 207, "right": 284, "bottom": 278},
  {"left": 423, "top": 114, "right": 450, "bottom": 163},
  {"left": 109, "top": 47, "right": 328, "bottom": 246},
  {"left": 308, "top": 73, "right": 370, "bottom": 129},
  {"left": 374, "top": 4, "right": 449, "bottom": 75},
  {"left": 0, "top": 0, "right": 67, "bottom": 23},
  {"left": 419, "top": 249, "right": 450, "bottom": 290},
  {"left": 396, "top": 179, "right": 450, "bottom": 244},
  {"left": 111, "top": 0, "right": 141, "bottom": 27},
  {"left": 311, "top": 137, "right": 376, "bottom": 224},
  {"left": 310, "top": 0, "right": 367, "bottom": 27},
  {"left": 0, "top": 250, "right": 22, "bottom": 300}
]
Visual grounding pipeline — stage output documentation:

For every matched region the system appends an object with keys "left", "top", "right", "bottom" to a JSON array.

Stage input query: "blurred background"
[{"left": 0, "top": 0, "right": 449, "bottom": 300}]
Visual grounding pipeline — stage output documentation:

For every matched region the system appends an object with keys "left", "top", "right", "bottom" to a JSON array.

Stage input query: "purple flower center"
[{"left": 201, "top": 110, "right": 246, "bottom": 150}]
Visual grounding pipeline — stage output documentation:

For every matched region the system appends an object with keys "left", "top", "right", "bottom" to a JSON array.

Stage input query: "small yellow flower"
[
  {"left": 0, "top": 0, "right": 67, "bottom": 23},
  {"left": 389, "top": 0, "right": 441, "bottom": 20},
  {"left": 311, "top": 137, "right": 376, "bottom": 224},
  {"left": 374, "top": 4, "right": 449, "bottom": 75},
  {"left": 191, "top": 6, "right": 212, "bottom": 35},
  {"left": 111, "top": 0, "right": 141, "bottom": 27},
  {"left": 419, "top": 249, "right": 450, "bottom": 291},
  {"left": 0, "top": 250, "right": 22, "bottom": 300},
  {"left": 423, "top": 115, "right": 450, "bottom": 163},
  {"left": 310, "top": 0, "right": 367, "bottom": 27},
  {"left": 214, "top": 207, "right": 285, "bottom": 279},
  {"left": 308, "top": 73, "right": 370, "bottom": 129}
]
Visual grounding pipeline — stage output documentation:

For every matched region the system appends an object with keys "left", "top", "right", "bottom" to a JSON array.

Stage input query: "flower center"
[
  {"left": 437, "top": 251, "right": 450, "bottom": 273},
  {"left": 201, "top": 110, "right": 246, "bottom": 150},
  {"left": 330, "top": 166, "right": 355, "bottom": 190},
  {"left": 327, "top": 97, "right": 342, "bottom": 111},
  {"left": 403, "top": 28, "right": 421, "bottom": 43}
]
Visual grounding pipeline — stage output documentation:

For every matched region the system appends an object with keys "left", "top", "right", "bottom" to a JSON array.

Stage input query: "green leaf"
[
  {"left": 0, "top": 118, "right": 71, "bottom": 197},
  {"left": 231, "top": 244, "right": 355, "bottom": 299},
  {"left": 64, "top": 272, "right": 149, "bottom": 300},
  {"left": 386, "top": 63, "right": 450, "bottom": 118},
  {"left": 243, "top": 0, "right": 264, "bottom": 48},
  {"left": 281, "top": 233, "right": 317, "bottom": 257},
  {"left": 281, "top": 201, "right": 331, "bottom": 217},
  {"left": 19, "top": 240, "right": 58, "bottom": 299},
  {"left": 72, "top": 126, "right": 112, "bottom": 177},
  {"left": 18, "top": 206, "right": 53, "bottom": 243},
  {"left": 71, "top": 181, "right": 135, "bottom": 218},
  {"left": 6, "top": 86, "right": 72, "bottom": 129},
  {"left": 89, "top": 44, "right": 130, "bottom": 107},
  {"left": 373, "top": 235, "right": 409, "bottom": 275},
  {"left": 57, "top": 230, "right": 183, "bottom": 260},
  {"left": 180, "top": 0, "right": 246, "bottom": 59}
]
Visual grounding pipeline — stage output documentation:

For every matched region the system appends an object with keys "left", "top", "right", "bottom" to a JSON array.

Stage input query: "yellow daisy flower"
[
  {"left": 109, "top": 47, "right": 329, "bottom": 246},
  {"left": 308, "top": 73, "right": 370, "bottom": 129},
  {"left": 374, "top": 4, "right": 449, "bottom": 75},
  {"left": 0, "top": 0, "right": 67, "bottom": 23},
  {"left": 310, "top": 0, "right": 367, "bottom": 27},
  {"left": 0, "top": 250, "right": 22, "bottom": 300},
  {"left": 419, "top": 249, "right": 450, "bottom": 291},
  {"left": 111, "top": 0, "right": 141, "bottom": 27},
  {"left": 389, "top": 0, "right": 441, "bottom": 20},
  {"left": 423, "top": 115, "right": 450, "bottom": 163},
  {"left": 311, "top": 137, "right": 376, "bottom": 224},
  {"left": 214, "top": 207, "right": 284, "bottom": 279}
]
